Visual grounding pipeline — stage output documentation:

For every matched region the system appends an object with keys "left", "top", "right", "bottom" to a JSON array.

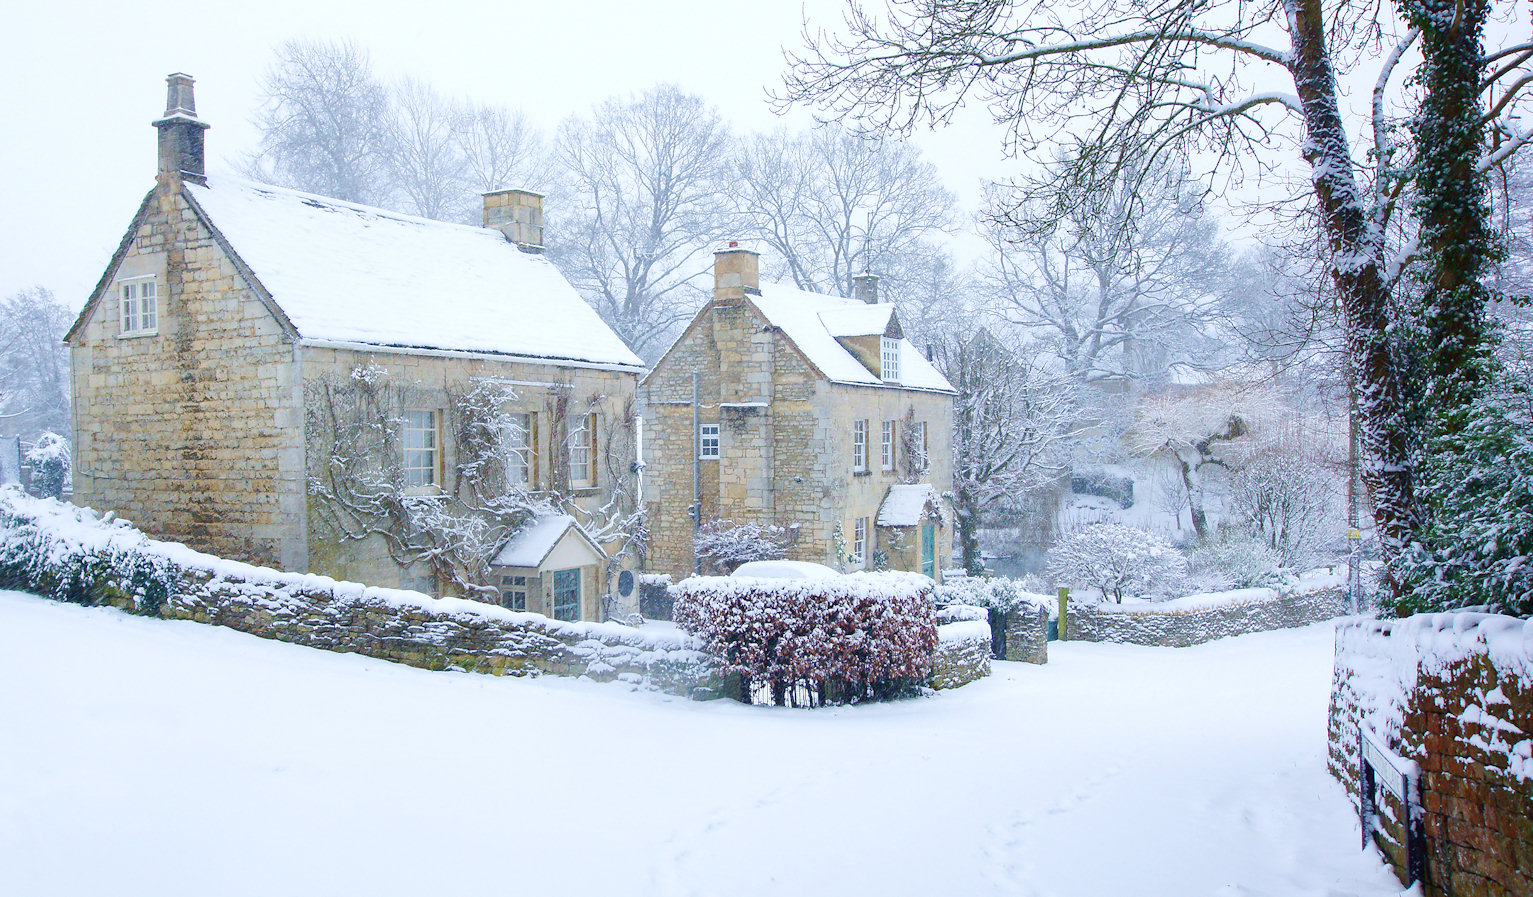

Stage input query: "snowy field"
[{"left": 0, "top": 590, "right": 1406, "bottom": 897}]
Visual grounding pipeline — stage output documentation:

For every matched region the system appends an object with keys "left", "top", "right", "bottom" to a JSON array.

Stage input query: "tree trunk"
[
  {"left": 1178, "top": 455, "right": 1208, "bottom": 540},
  {"left": 1286, "top": 0, "right": 1419, "bottom": 590},
  {"left": 956, "top": 488, "right": 984, "bottom": 576}
]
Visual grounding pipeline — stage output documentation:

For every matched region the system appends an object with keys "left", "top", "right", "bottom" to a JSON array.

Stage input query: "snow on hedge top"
[
  {"left": 730, "top": 560, "right": 839, "bottom": 580},
  {"left": 184, "top": 178, "right": 643, "bottom": 369},
  {"left": 877, "top": 484, "right": 948, "bottom": 527},
  {"left": 750, "top": 283, "right": 954, "bottom": 393}
]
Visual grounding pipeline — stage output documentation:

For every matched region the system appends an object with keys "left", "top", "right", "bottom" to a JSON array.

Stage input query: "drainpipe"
[{"left": 692, "top": 370, "right": 701, "bottom": 576}]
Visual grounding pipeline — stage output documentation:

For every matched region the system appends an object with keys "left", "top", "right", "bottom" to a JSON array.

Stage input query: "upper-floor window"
[
  {"left": 699, "top": 423, "right": 721, "bottom": 460},
  {"left": 881, "top": 420, "right": 896, "bottom": 471},
  {"left": 504, "top": 412, "right": 535, "bottom": 488},
  {"left": 569, "top": 412, "right": 597, "bottom": 489},
  {"left": 911, "top": 420, "right": 929, "bottom": 472},
  {"left": 119, "top": 278, "right": 158, "bottom": 336},
  {"left": 881, "top": 337, "right": 900, "bottom": 382},
  {"left": 852, "top": 419, "right": 868, "bottom": 473},
  {"left": 402, "top": 409, "right": 440, "bottom": 489}
]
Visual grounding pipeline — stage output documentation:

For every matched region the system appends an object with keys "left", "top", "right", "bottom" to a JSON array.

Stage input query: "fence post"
[{"left": 1057, "top": 587, "right": 1069, "bottom": 641}]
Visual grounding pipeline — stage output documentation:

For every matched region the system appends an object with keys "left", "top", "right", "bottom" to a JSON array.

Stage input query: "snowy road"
[{"left": 0, "top": 590, "right": 1405, "bottom": 896}]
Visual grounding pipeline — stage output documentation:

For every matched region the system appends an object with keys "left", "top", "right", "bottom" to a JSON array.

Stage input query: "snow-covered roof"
[
  {"left": 491, "top": 515, "right": 601, "bottom": 568},
  {"left": 183, "top": 177, "right": 644, "bottom": 369},
  {"left": 877, "top": 484, "right": 948, "bottom": 527},
  {"left": 750, "top": 283, "right": 954, "bottom": 393}
]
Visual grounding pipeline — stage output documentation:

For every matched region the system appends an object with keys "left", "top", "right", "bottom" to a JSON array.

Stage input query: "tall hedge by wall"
[
  {"left": 0, "top": 489, "right": 724, "bottom": 698},
  {"left": 1327, "top": 614, "right": 1533, "bottom": 895}
]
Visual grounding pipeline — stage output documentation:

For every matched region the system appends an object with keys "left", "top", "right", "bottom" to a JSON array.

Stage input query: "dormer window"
[
  {"left": 119, "top": 278, "right": 158, "bottom": 336},
  {"left": 881, "top": 337, "right": 900, "bottom": 382}
]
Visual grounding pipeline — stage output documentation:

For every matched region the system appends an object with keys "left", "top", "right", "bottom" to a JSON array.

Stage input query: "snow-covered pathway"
[{"left": 0, "top": 591, "right": 1405, "bottom": 896}]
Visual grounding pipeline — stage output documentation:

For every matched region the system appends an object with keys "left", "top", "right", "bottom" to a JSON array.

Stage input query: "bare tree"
[
  {"left": 0, "top": 287, "right": 71, "bottom": 442},
  {"left": 385, "top": 77, "right": 468, "bottom": 221},
  {"left": 549, "top": 85, "right": 734, "bottom": 362},
  {"left": 246, "top": 39, "right": 394, "bottom": 206},
  {"left": 734, "top": 127, "right": 956, "bottom": 299},
  {"left": 458, "top": 102, "right": 548, "bottom": 197},
  {"left": 936, "top": 327, "right": 1077, "bottom": 573},
  {"left": 980, "top": 165, "right": 1229, "bottom": 388},
  {"left": 780, "top": 0, "right": 1533, "bottom": 589}
]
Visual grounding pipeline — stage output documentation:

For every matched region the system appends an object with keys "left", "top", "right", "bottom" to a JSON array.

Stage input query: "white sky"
[{"left": 0, "top": 0, "right": 1015, "bottom": 309}]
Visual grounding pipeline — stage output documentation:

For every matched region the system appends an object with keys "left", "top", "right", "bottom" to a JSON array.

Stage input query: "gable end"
[{"left": 64, "top": 188, "right": 158, "bottom": 345}]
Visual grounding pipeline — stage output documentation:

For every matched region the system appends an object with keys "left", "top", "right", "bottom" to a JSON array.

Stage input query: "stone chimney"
[
  {"left": 853, "top": 272, "right": 880, "bottom": 304},
  {"left": 713, "top": 241, "right": 760, "bottom": 303},
  {"left": 152, "top": 73, "right": 209, "bottom": 185},
  {"left": 483, "top": 189, "right": 544, "bottom": 252}
]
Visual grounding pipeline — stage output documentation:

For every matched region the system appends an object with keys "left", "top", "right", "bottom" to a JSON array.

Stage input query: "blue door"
[
  {"left": 921, "top": 525, "right": 936, "bottom": 578},
  {"left": 552, "top": 568, "right": 581, "bottom": 621}
]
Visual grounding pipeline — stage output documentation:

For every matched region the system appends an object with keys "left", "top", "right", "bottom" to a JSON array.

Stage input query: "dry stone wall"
[
  {"left": 1066, "top": 587, "right": 1349, "bottom": 647},
  {"left": 931, "top": 620, "right": 992, "bottom": 689},
  {"left": 1327, "top": 614, "right": 1533, "bottom": 896}
]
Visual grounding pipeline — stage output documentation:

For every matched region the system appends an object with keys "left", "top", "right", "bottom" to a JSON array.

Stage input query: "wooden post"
[{"left": 1057, "top": 587, "right": 1069, "bottom": 641}]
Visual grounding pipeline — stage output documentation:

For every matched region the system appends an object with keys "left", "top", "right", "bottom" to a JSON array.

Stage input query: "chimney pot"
[
  {"left": 483, "top": 189, "right": 544, "bottom": 252},
  {"left": 853, "top": 272, "right": 880, "bottom": 305},
  {"left": 152, "top": 73, "right": 209, "bottom": 185}
]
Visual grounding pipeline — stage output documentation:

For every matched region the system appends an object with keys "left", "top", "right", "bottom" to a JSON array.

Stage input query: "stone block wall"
[
  {"left": 1003, "top": 604, "right": 1050, "bottom": 664},
  {"left": 69, "top": 185, "right": 307, "bottom": 571},
  {"left": 1065, "top": 587, "right": 1349, "bottom": 647},
  {"left": 931, "top": 620, "right": 992, "bottom": 689},
  {"left": 1327, "top": 614, "right": 1533, "bottom": 896}
]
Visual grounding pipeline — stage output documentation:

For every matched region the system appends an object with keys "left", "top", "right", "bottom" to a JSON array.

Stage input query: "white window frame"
[
  {"left": 118, "top": 277, "right": 159, "bottom": 337},
  {"left": 913, "top": 421, "right": 929, "bottom": 472},
  {"left": 881, "top": 420, "right": 895, "bottom": 471},
  {"left": 853, "top": 517, "right": 868, "bottom": 569},
  {"left": 569, "top": 412, "right": 596, "bottom": 489},
  {"left": 881, "top": 337, "right": 900, "bottom": 383},
  {"left": 503, "top": 412, "right": 534, "bottom": 489},
  {"left": 699, "top": 423, "right": 721, "bottom": 460},
  {"left": 853, "top": 419, "right": 868, "bottom": 473},
  {"left": 402, "top": 409, "right": 440, "bottom": 490}
]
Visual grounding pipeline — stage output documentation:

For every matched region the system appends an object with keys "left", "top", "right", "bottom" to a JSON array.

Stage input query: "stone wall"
[
  {"left": 1327, "top": 614, "right": 1533, "bottom": 896},
  {"left": 69, "top": 183, "right": 307, "bottom": 571},
  {"left": 0, "top": 490, "right": 723, "bottom": 698},
  {"left": 931, "top": 620, "right": 992, "bottom": 689},
  {"left": 1002, "top": 604, "right": 1050, "bottom": 664},
  {"left": 1065, "top": 587, "right": 1349, "bottom": 647}
]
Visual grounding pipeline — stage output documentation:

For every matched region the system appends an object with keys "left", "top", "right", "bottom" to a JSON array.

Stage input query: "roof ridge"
[{"left": 196, "top": 175, "right": 495, "bottom": 236}]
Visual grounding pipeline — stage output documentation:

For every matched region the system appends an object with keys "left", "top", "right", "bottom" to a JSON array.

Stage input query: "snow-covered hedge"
[
  {"left": 672, "top": 572, "right": 939, "bottom": 705},
  {"left": 935, "top": 577, "right": 1052, "bottom": 614},
  {"left": 0, "top": 488, "right": 723, "bottom": 696}
]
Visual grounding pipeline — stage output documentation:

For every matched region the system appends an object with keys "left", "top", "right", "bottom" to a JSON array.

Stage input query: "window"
[
  {"left": 499, "top": 574, "right": 528, "bottom": 611},
  {"left": 913, "top": 421, "right": 929, "bottom": 472},
  {"left": 852, "top": 419, "right": 868, "bottom": 472},
  {"left": 881, "top": 337, "right": 900, "bottom": 382},
  {"left": 504, "top": 413, "right": 535, "bottom": 488},
  {"left": 699, "top": 423, "right": 720, "bottom": 459},
  {"left": 852, "top": 517, "right": 868, "bottom": 569},
  {"left": 569, "top": 412, "right": 596, "bottom": 489},
  {"left": 552, "top": 568, "right": 581, "bottom": 621},
  {"left": 402, "top": 410, "right": 440, "bottom": 488},
  {"left": 881, "top": 420, "right": 896, "bottom": 471},
  {"left": 118, "top": 278, "right": 158, "bottom": 336}
]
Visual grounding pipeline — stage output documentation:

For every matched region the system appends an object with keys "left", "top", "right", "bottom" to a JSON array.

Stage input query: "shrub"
[
  {"left": 1070, "top": 468, "right": 1134, "bottom": 509},
  {"left": 672, "top": 572, "right": 937, "bottom": 706},
  {"left": 24, "top": 432, "right": 69, "bottom": 500},
  {"left": 1047, "top": 523, "right": 1187, "bottom": 602},
  {"left": 692, "top": 518, "right": 789, "bottom": 574},
  {"left": 934, "top": 577, "right": 1050, "bottom": 614},
  {"left": 1186, "top": 529, "right": 1290, "bottom": 590}
]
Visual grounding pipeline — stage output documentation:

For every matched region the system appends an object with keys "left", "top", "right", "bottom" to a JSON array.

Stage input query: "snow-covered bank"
[{"left": 0, "top": 590, "right": 1405, "bottom": 896}]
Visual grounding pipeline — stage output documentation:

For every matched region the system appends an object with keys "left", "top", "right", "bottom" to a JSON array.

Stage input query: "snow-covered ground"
[{"left": 0, "top": 590, "right": 1406, "bottom": 896}]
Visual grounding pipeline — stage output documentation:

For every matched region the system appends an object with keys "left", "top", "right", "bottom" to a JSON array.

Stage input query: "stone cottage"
[
  {"left": 65, "top": 74, "right": 646, "bottom": 621},
  {"left": 642, "top": 244, "right": 956, "bottom": 581}
]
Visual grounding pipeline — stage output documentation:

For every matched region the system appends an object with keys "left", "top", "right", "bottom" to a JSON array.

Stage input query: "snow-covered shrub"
[
  {"left": 1227, "top": 432, "right": 1341, "bottom": 567},
  {"left": 1070, "top": 468, "right": 1134, "bottom": 509},
  {"left": 0, "top": 488, "right": 173, "bottom": 613},
  {"left": 1186, "top": 529, "right": 1290, "bottom": 590},
  {"left": 934, "top": 576, "right": 1050, "bottom": 614},
  {"left": 1047, "top": 523, "right": 1187, "bottom": 603},
  {"left": 672, "top": 572, "right": 938, "bottom": 706},
  {"left": 692, "top": 518, "right": 788, "bottom": 574},
  {"left": 24, "top": 432, "right": 69, "bottom": 500}
]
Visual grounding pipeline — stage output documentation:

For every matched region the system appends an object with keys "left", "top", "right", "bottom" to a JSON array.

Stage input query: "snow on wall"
[
  {"left": 0, "top": 488, "right": 722, "bottom": 697},
  {"left": 932, "top": 620, "right": 992, "bottom": 689},
  {"left": 1066, "top": 586, "right": 1350, "bottom": 648},
  {"left": 1326, "top": 613, "right": 1533, "bottom": 894}
]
